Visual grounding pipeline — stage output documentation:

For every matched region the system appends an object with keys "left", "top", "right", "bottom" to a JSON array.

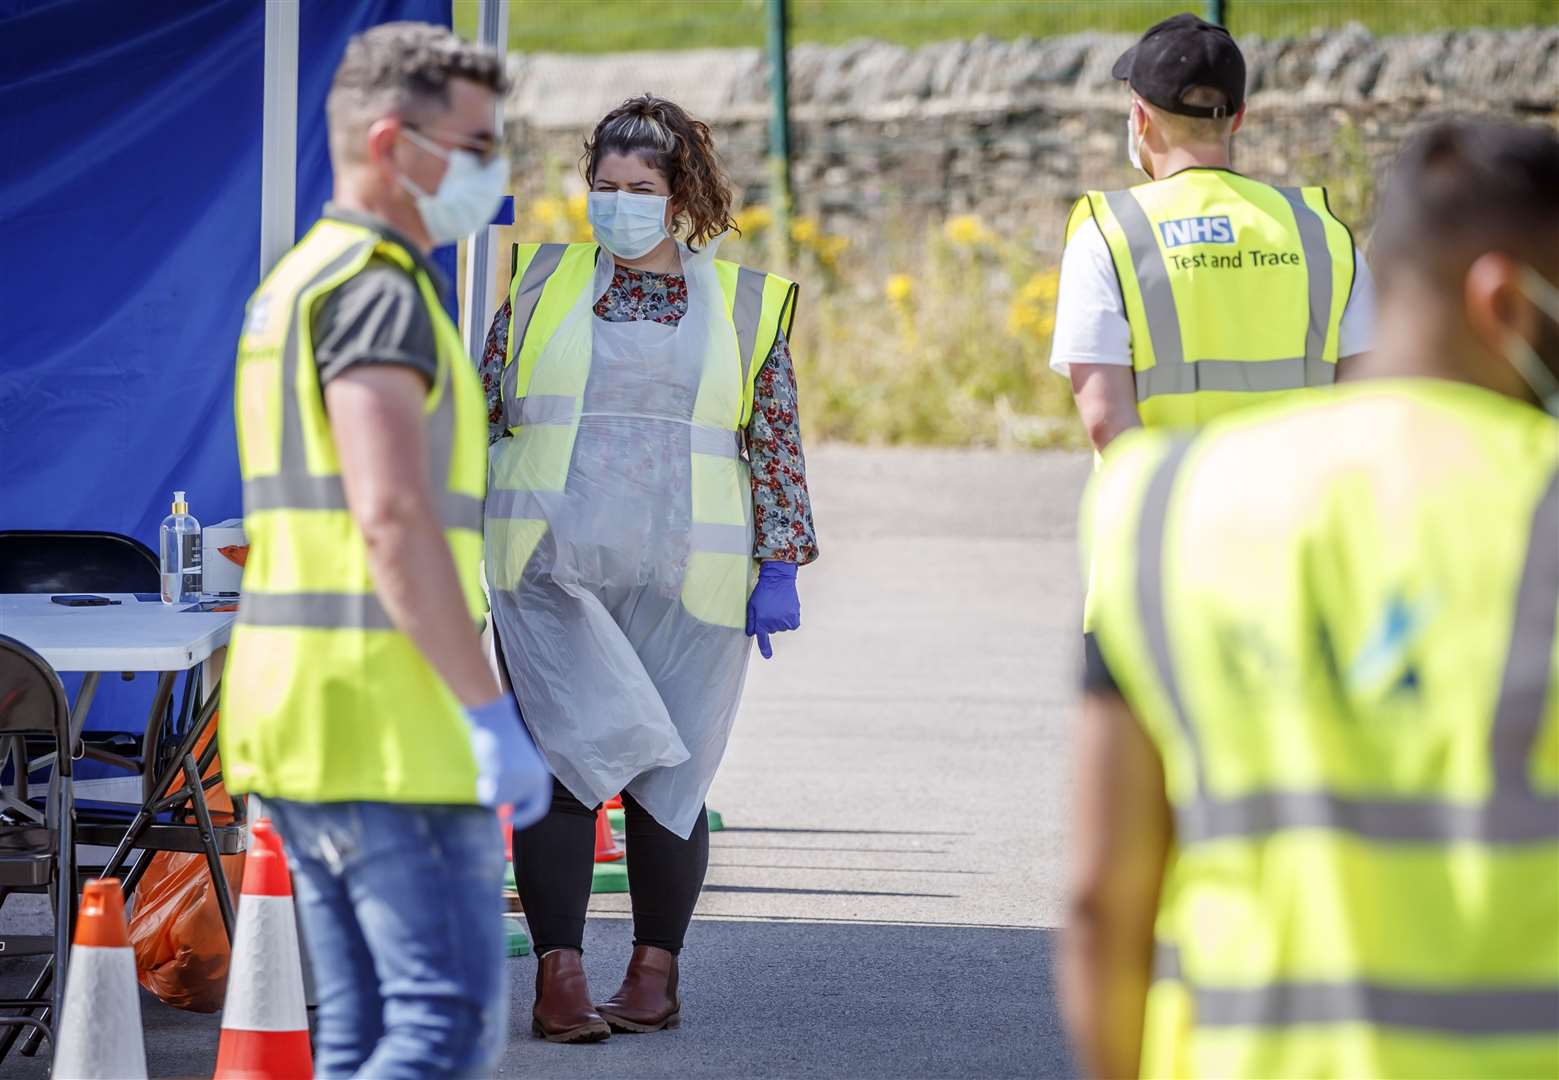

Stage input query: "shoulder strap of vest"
[
  {"left": 715, "top": 259, "right": 798, "bottom": 428},
  {"left": 1302, "top": 185, "right": 1360, "bottom": 312},
  {"left": 1065, "top": 195, "right": 1097, "bottom": 246},
  {"left": 504, "top": 242, "right": 598, "bottom": 401}
]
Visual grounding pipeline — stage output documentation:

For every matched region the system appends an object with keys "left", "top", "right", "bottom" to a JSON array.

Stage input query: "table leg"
[
  {"left": 182, "top": 753, "right": 236, "bottom": 942},
  {"left": 65, "top": 671, "right": 100, "bottom": 750}
]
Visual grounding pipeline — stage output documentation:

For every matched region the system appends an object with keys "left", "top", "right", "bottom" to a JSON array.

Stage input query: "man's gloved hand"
[
  {"left": 464, "top": 695, "right": 551, "bottom": 827},
  {"left": 745, "top": 561, "right": 801, "bottom": 660}
]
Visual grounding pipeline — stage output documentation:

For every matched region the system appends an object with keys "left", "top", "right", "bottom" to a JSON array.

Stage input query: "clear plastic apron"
[{"left": 489, "top": 239, "right": 753, "bottom": 839}]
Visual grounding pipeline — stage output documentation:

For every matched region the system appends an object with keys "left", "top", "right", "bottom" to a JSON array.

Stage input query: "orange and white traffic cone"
[
  {"left": 54, "top": 878, "right": 147, "bottom": 1079},
  {"left": 214, "top": 819, "right": 312, "bottom": 1079},
  {"left": 593, "top": 805, "right": 624, "bottom": 862}
]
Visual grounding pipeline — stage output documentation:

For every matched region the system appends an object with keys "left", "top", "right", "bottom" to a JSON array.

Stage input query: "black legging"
[{"left": 512, "top": 776, "right": 710, "bottom": 956}]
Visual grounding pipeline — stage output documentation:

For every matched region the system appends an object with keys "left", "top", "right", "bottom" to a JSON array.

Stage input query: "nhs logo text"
[{"left": 1158, "top": 215, "right": 1235, "bottom": 248}]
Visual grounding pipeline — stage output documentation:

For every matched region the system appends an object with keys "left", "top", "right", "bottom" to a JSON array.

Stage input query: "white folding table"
[{"left": 0, "top": 592, "right": 243, "bottom": 1052}]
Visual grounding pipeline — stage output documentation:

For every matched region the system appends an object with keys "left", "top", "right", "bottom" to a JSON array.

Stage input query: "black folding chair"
[
  {"left": 0, "top": 530, "right": 161, "bottom": 597},
  {"left": 0, "top": 530, "right": 244, "bottom": 1057},
  {"left": 0, "top": 635, "right": 77, "bottom": 1060},
  {"left": 0, "top": 529, "right": 159, "bottom": 776}
]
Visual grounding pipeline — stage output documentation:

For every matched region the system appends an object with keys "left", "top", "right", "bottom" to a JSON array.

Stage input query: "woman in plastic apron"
[{"left": 478, "top": 96, "right": 820, "bottom": 1042}]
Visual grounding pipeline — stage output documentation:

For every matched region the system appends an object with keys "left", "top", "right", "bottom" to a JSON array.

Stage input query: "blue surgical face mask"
[
  {"left": 397, "top": 128, "right": 508, "bottom": 246},
  {"left": 588, "top": 191, "right": 670, "bottom": 260},
  {"left": 1505, "top": 267, "right": 1559, "bottom": 416}
]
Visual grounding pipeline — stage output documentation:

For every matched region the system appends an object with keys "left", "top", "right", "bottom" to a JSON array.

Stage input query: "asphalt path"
[{"left": 1, "top": 446, "right": 1093, "bottom": 1079}]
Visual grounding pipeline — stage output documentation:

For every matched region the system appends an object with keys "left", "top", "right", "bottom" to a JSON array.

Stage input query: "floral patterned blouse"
[{"left": 479, "top": 265, "right": 819, "bottom": 565}]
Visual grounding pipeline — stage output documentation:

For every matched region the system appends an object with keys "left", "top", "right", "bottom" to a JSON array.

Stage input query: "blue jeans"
[{"left": 265, "top": 799, "right": 507, "bottom": 1079}]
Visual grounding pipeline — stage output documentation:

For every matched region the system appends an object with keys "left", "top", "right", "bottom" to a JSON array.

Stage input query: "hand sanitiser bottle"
[{"left": 159, "top": 491, "right": 203, "bottom": 605}]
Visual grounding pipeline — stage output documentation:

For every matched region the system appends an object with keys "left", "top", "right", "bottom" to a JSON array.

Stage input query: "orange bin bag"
[{"left": 127, "top": 713, "right": 246, "bottom": 1012}]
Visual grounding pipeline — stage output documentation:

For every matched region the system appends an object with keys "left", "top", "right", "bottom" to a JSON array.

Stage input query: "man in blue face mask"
[{"left": 223, "top": 22, "right": 549, "bottom": 1078}]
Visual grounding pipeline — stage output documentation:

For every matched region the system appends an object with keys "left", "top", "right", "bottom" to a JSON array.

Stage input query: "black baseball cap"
[{"left": 1112, "top": 13, "right": 1246, "bottom": 119}]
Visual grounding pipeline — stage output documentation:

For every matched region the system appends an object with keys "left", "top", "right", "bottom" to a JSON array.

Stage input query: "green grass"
[{"left": 454, "top": 0, "right": 1559, "bottom": 53}]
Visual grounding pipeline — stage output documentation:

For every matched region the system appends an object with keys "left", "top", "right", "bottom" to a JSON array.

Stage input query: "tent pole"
[
  {"left": 260, "top": 0, "right": 299, "bottom": 279},
  {"left": 461, "top": 0, "right": 509, "bottom": 358}
]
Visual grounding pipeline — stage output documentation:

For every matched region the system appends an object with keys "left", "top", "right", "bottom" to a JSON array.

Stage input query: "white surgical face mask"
[
  {"left": 1127, "top": 111, "right": 1150, "bottom": 178},
  {"left": 397, "top": 128, "right": 509, "bottom": 247},
  {"left": 588, "top": 190, "right": 670, "bottom": 259},
  {"left": 1505, "top": 266, "right": 1559, "bottom": 417}
]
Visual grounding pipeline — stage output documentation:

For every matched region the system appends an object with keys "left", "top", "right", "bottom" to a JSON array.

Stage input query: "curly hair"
[
  {"left": 327, "top": 22, "right": 508, "bottom": 166},
  {"left": 582, "top": 95, "right": 738, "bottom": 250}
]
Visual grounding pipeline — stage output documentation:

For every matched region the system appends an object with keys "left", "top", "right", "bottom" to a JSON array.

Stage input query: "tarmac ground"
[{"left": 1, "top": 446, "right": 1092, "bottom": 1079}]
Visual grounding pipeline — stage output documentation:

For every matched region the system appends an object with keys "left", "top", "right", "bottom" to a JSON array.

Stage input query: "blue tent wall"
[
  {"left": 1, "top": 0, "right": 448, "bottom": 543},
  {"left": 0, "top": 0, "right": 448, "bottom": 732}
]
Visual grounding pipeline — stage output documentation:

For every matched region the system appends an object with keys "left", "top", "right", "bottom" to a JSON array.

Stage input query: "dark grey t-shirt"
[{"left": 311, "top": 257, "right": 438, "bottom": 389}]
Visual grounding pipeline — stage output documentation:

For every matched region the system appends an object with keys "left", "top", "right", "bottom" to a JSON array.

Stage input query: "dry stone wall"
[{"left": 503, "top": 27, "right": 1559, "bottom": 250}]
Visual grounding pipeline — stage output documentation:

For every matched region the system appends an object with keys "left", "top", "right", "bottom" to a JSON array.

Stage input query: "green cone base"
[
  {"left": 605, "top": 807, "right": 724, "bottom": 832},
  {"left": 592, "top": 858, "right": 629, "bottom": 893}
]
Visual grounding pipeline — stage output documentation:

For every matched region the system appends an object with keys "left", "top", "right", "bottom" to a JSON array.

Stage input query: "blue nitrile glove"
[
  {"left": 464, "top": 696, "right": 551, "bottom": 827},
  {"left": 745, "top": 561, "right": 800, "bottom": 660}
]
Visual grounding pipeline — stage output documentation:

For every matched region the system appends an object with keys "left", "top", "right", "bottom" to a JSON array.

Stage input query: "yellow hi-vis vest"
[
  {"left": 1085, "top": 379, "right": 1559, "bottom": 1079},
  {"left": 488, "top": 241, "right": 797, "bottom": 629},
  {"left": 1068, "top": 168, "right": 1356, "bottom": 429},
  {"left": 221, "top": 217, "right": 489, "bottom": 804}
]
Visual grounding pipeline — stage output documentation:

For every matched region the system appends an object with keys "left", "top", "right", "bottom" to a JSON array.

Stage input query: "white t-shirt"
[{"left": 1048, "top": 218, "right": 1375, "bottom": 377}]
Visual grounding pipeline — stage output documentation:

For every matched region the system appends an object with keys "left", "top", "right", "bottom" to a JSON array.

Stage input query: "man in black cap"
[{"left": 1049, "top": 12, "right": 1374, "bottom": 452}]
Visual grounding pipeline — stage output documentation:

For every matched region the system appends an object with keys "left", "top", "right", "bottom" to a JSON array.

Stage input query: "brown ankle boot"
[
  {"left": 596, "top": 945, "right": 681, "bottom": 1033},
  {"left": 531, "top": 949, "right": 611, "bottom": 1043}
]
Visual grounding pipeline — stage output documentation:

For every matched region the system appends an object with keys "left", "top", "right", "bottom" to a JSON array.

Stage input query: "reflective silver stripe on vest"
[
  {"left": 1134, "top": 356, "right": 1336, "bottom": 402},
  {"left": 1155, "top": 944, "right": 1559, "bottom": 1036},
  {"left": 690, "top": 425, "right": 742, "bottom": 459},
  {"left": 1279, "top": 187, "right": 1334, "bottom": 371},
  {"left": 1103, "top": 190, "right": 1185, "bottom": 373},
  {"left": 513, "top": 394, "right": 577, "bottom": 426},
  {"left": 484, "top": 488, "right": 563, "bottom": 521},
  {"left": 482, "top": 489, "right": 749, "bottom": 553},
  {"left": 1106, "top": 187, "right": 1337, "bottom": 401},
  {"left": 690, "top": 522, "right": 752, "bottom": 556},
  {"left": 442, "top": 492, "right": 484, "bottom": 533},
  {"left": 1182, "top": 789, "right": 1559, "bottom": 845},
  {"left": 1196, "top": 979, "right": 1559, "bottom": 1036},
  {"left": 1138, "top": 439, "right": 1201, "bottom": 784},
  {"left": 503, "top": 243, "right": 569, "bottom": 429},
  {"left": 239, "top": 591, "right": 394, "bottom": 631},
  {"left": 423, "top": 357, "right": 465, "bottom": 530},
  {"left": 247, "top": 481, "right": 480, "bottom": 533},
  {"left": 733, "top": 266, "right": 767, "bottom": 394},
  {"left": 1493, "top": 467, "right": 1559, "bottom": 789},
  {"left": 1136, "top": 448, "right": 1559, "bottom": 844},
  {"left": 244, "top": 473, "right": 348, "bottom": 513}
]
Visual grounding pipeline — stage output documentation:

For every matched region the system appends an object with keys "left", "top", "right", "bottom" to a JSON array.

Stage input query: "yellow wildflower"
[
  {"left": 530, "top": 196, "right": 563, "bottom": 227},
  {"left": 885, "top": 274, "right": 914, "bottom": 305},
  {"left": 735, "top": 204, "right": 774, "bottom": 234},
  {"left": 816, "top": 233, "right": 850, "bottom": 269},
  {"left": 790, "top": 217, "right": 819, "bottom": 246},
  {"left": 558, "top": 192, "right": 591, "bottom": 242},
  {"left": 943, "top": 214, "right": 991, "bottom": 248},
  {"left": 1006, "top": 270, "right": 1062, "bottom": 341}
]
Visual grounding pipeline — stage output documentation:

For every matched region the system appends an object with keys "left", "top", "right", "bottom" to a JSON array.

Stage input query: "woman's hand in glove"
[
  {"left": 464, "top": 696, "right": 552, "bottom": 827},
  {"left": 746, "top": 561, "right": 801, "bottom": 660}
]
